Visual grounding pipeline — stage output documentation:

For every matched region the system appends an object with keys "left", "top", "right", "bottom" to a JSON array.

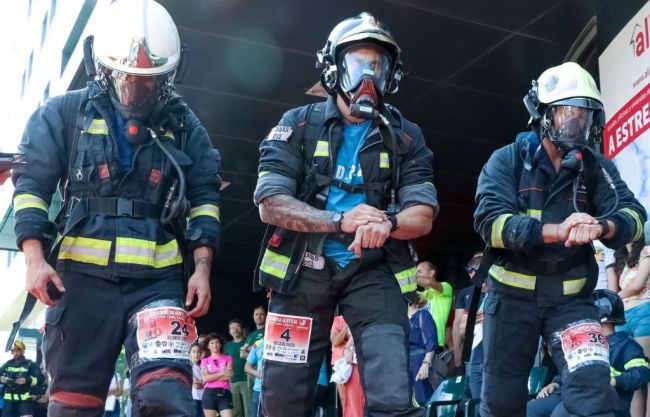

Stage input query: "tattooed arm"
[{"left": 259, "top": 194, "right": 387, "bottom": 234}]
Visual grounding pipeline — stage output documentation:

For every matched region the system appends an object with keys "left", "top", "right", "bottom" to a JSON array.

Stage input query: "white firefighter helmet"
[{"left": 92, "top": 0, "right": 181, "bottom": 119}]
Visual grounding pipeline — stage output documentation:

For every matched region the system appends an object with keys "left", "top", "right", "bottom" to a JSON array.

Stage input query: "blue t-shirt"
[
  {"left": 323, "top": 121, "right": 371, "bottom": 267},
  {"left": 113, "top": 112, "right": 134, "bottom": 171},
  {"left": 246, "top": 340, "right": 264, "bottom": 392}
]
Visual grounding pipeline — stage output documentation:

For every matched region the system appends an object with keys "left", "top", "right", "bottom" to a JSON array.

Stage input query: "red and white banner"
[{"left": 599, "top": 1, "right": 650, "bottom": 211}]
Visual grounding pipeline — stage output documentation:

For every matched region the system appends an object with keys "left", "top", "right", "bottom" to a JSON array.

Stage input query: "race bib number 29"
[
  {"left": 136, "top": 306, "right": 198, "bottom": 360},
  {"left": 263, "top": 312, "right": 313, "bottom": 364}
]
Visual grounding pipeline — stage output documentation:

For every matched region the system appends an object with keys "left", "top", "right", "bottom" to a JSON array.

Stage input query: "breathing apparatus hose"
[{"left": 147, "top": 128, "right": 187, "bottom": 224}]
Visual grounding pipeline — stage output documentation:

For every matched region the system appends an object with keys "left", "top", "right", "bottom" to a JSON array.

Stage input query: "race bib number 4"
[
  {"left": 263, "top": 313, "right": 313, "bottom": 364},
  {"left": 559, "top": 321, "right": 609, "bottom": 373},
  {"left": 136, "top": 306, "right": 197, "bottom": 360}
]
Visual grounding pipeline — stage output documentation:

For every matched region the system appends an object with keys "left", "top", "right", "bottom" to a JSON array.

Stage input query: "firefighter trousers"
[
  {"left": 43, "top": 270, "right": 195, "bottom": 417},
  {"left": 480, "top": 293, "right": 616, "bottom": 417},
  {"left": 261, "top": 249, "right": 423, "bottom": 417}
]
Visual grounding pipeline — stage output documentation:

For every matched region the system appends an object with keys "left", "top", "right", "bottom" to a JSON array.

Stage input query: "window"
[
  {"left": 61, "top": 0, "right": 97, "bottom": 74},
  {"left": 41, "top": 14, "right": 48, "bottom": 47},
  {"left": 27, "top": 52, "right": 33, "bottom": 81},
  {"left": 21, "top": 71, "right": 26, "bottom": 97},
  {"left": 50, "top": 0, "right": 57, "bottom": 22},
  {"left": 43, "top": 82, "right": 50, "bottom": 102}
]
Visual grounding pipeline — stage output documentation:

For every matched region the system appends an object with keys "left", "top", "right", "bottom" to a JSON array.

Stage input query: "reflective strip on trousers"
[
  {"left": 624, "top": 358, "right": 649, "bottom": 370},
  {"left": 115, "top": 238, "right": 183, "bottom": 268},
  {"left": 379, "top": 152, "right": 390, "bottom": 168},
  {"left": 620, "top": 208, "right": 644, "bottom": 241},
  {"left": 490, "top": 213, "right": 513, "bottom": 249},
  {"left": 189, "top": 204, "right": 220, "bottom": 221},
  {"left": 13, "top": 193, "right": 48, "bottom": 214},
  {"left": 82, "top": 119, "right": 108, "bottom": 135},
  {"left": 489, "top": 265, "right": 536, "bottom": 290},
  {"left": 314, "top": 140, "right": 329, "bottom": 157},
  {"left": 259, "top": 249, "right": 290, "bottom": 279},
  {"left": 58, "top": 236, "right": 112, "bottom": 266},
  {"left": 394, "top": 267, "right": 417, "bottom": 294}
]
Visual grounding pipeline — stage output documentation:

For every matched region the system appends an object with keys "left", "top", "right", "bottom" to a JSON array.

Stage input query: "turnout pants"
[
  {"left": 44, "top": 271, "right": 195, "bottom": 417},
  {"left": 261, "top": 251, "right": 423, "bottom": 417},
  {"left": 480, "top": 293, "right": 616, "bottom": 417}
]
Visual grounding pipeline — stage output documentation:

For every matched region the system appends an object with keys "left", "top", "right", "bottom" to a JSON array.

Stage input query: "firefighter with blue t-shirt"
[{"left": 253, "top": 12, "right": 437, "bottom": 417}]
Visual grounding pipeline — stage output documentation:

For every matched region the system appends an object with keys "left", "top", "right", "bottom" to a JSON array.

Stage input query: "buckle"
[
  {"left": 65, "top": 196, "right": 81, "bottom": 217},
  {"left": 116, "top": 198, "right": 134, "bottom": 216}
]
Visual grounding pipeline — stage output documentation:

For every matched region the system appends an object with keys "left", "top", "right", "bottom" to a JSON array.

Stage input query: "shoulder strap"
[
  {"left": 60, "top": 90, "right": 86, "bottom": 202},
  {"left": 297, "top": 101, "right": 327, "bottom": 161}
]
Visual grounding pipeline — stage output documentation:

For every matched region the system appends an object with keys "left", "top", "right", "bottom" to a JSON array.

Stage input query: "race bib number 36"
[
  {"left": 136, "top": 306, "right": 197, "bottom": 360},
  {"left": 560, "top": 322, "right": 609, "bottom": 372},
  {"left": 263, "top": 312, "right": 313, "bottom": 364}
]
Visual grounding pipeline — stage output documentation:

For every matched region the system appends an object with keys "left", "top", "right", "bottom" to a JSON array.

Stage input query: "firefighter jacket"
[
  {"left": 608, "top": 331, "right": 650, "bottom": 412},
  {"left": 0, "top": 357, "right": 40, "bottom": 402},
  {"left": 474, "top": 131, "right": 646, "bottom": 306},
  {"left": 254, "top": 96, "right": 438, "bottom": 294},
  {"left": 13, "top": 81, "right": 221, "bottom": 280}
]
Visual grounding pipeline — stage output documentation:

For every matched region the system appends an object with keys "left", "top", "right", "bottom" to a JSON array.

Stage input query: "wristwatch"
[
  {"left": 387, "top": 213, "right": 399, "bottom": 232},
  {"left": 597, "top": 218, "right": 610, "bottom": 237},
  {"left": 331, "top": 211, "right": 344, "bottom": 233}
]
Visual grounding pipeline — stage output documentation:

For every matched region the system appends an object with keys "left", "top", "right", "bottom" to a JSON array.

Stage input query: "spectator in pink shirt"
[{"left": 201, "top": 333, "right": 234, "bottom": 417}]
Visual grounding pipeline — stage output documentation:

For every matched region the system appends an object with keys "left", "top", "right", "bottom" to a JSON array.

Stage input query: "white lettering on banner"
[{"left": 604, "top": 83, "right": 650, "bottom": 158}]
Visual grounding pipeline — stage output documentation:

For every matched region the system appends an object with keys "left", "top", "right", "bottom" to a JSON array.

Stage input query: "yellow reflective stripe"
[
  {"left": 379, "top": 152, "right": 390, "bottom": 169},
  {"left": 611, "top": 367, "right": 621, "bottom": 377},
  {"left": 521, "top": 209, "right": 542, "bottom": 220},
  {"left": 163, "top": 130, "right": 175, "bottom": 141},
  {"left": 260, "top": 249, "right": 290, "bottom": 279},
  {"left": 20, "top": 393, "right": 30, "bottom": 400},
  {"left": 563, "top": 278, "right": 587, "bottom": 295},
  {"left": 314, "top": 140, "right": 329, "bottom": 157},
  {"left": 258, "top": 171, "right": 270, "bottom": 177},
  {"left": 489, "top": 265, "right": 536, "bottom": 290},
  {"left": 3, "top": 393, "right": 10, "bottom": 400},
  {"left": 83, "top": 118, "right": 108, "bottom": 135},
  {"left": 624, "top": 358, "right": 649, "bottom": 370},
  {"left": 394, "top": 267, "right": 417, "bottom": 293},
  {"left": 30, "top": 376, "right": 37, "bottom": 386},
  {"left": 490, "top": 213, "right": 513, "bottom": 249},
  {"left": 620, "top": 208, "right": 643, "bottom": 241},
  {"left": 13, "top": 194, "right": 48, "bottom": 213},
  {"left": 6, "top": 367, "right": 29, "bottom": 372},
  {"left": 58, "top": 236, "right": 112, "bottom": 266},
  {"left": 115, "top": 238, "right": 182, "bottom": 268},
  {"left": 189, "top": 204, "right": 220, "bottom": 221}
]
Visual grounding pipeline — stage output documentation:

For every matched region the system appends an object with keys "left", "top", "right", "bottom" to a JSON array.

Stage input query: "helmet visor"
[
  {"left": 338, "top": 45, "right": 391, "bottom": 94},
  {"left": 548, "top": 105, "right": 594, "bottom": 146},
  {"left": 104, "top": 67, "right": 175, "bottom": 118}
]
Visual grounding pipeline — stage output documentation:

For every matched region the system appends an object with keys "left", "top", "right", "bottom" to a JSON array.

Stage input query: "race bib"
[
  {"left": 302, "top": 252, "right": 325, "bottom": 270},
  {"left": 559, "top": 321, "right": 609, "bottom": 372},
  {"left": 136, "top": 306, "right": 197, "bottom": 360},
  {"left": 266, "top": 126, "right": 293, "bottom": 142},
  {"left": 263, "top": 313, "right": 313, "bottom": 364}
]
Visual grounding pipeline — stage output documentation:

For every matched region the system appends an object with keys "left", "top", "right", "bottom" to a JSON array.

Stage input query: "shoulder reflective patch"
[{"left": 266, "top": 126, "right": 293, "bottom": 142}]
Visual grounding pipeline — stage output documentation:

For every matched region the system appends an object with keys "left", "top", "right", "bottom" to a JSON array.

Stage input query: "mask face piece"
[
  {"left": 338, "top": 44, "right": 391, "bottom": 108},
  {"left": 103, "top": 67, "right": 175, "bottom": 120},
  {"left": 545, "top": 105, "right": 594, "bottom": 150}
]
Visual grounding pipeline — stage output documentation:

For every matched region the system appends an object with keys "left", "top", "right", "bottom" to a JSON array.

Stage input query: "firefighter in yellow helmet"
[
  {"left": 474, "top": 62, "right": 646, "bottom": 417},
  {"left": 0, "top": 341, "right": 41, "bottom": 417}
]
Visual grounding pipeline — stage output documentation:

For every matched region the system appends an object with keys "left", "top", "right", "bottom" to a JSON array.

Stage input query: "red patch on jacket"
[
  {"left": 98, "top": 164, "right": 110, "bottom": 180},
  {"left": 149, "top": 169, "right": 161, "bottom": 184}
]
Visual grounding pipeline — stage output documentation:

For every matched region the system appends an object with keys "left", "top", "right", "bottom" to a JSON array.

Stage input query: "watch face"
[{"left": 332, "top": 212, "right": 342, "bottom": 222}]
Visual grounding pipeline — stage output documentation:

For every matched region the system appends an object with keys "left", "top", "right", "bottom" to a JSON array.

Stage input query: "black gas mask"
[{"left": 338, "top": 44, "right": 392, "bottom": 119}]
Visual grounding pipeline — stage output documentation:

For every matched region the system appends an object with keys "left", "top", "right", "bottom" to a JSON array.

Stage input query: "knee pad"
[
  {"left": 49, "top": 392, "right": 105, "bottom": 417},
  {"left": 132, "top": 369, "right": 194, "bottom": 417},
  {"left": 357, "top": 324, "right": 411, "bottom": 410}
]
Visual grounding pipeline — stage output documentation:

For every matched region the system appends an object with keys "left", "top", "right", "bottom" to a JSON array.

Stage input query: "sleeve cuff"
[
  {"left": 254, "top": 172, "right": 297, "bottom": 205},
  {"left": 398, "top": 182, "right": 439, "bottom": 217}
]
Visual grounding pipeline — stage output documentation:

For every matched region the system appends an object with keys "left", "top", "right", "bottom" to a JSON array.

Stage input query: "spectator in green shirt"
[
  {"left": 416, "top": 261, "right": 452, "bottom": 346},
  {"left": 239, "top": 306, "right": 267, "bottom": 394},
  {"left": 225, "top": 319, "right": 249, "bottom": 417}
]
